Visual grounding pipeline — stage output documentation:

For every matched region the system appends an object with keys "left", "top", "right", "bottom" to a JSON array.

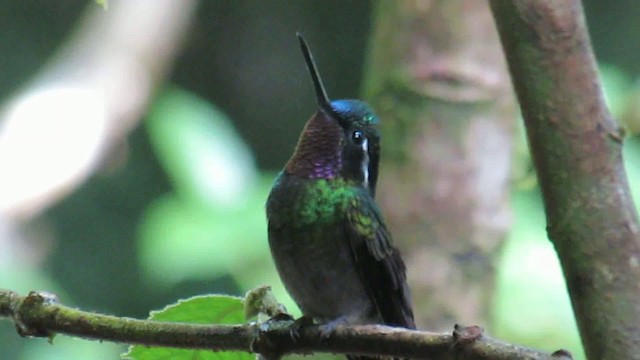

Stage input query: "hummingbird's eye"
[{"left": 351, "top": 130, "right": 365, "bottom": 145}]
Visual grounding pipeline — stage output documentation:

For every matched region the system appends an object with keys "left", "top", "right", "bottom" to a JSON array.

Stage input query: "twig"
[{"left": 0, "top": 290, "right": 568, "bottom": 359}]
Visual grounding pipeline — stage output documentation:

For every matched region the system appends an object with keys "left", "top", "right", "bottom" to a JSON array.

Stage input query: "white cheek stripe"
[{"left": 362, "top": 138, "right": 369, "bottom": 188}]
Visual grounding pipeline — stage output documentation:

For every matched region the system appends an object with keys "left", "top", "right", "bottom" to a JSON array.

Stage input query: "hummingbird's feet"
[
  {"left": 283, "top": 316, "right": 350, "bottom": 340},
  {"left": 258, "top": 312, "right": 295, "bottom": 333},
  {"left": 318, "top": 316, "right": 349, "bottom": 339},
  {"left": 288, "top": 315, "right": 314, "bottom": 340}
]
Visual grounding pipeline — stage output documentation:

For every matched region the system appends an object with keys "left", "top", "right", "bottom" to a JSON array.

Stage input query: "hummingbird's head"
[{"left": 285, "top": 34, "right": 381, "bottom": 195}]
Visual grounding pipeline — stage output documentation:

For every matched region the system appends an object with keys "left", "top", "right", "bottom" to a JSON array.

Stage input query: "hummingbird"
[{"left": 266, "top": 33, "right": 415, "bottom": 356}]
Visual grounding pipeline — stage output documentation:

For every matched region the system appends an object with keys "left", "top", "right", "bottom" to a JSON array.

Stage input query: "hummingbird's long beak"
[{"left": 297, "top": 33, "right": 334, "bottom": 116}]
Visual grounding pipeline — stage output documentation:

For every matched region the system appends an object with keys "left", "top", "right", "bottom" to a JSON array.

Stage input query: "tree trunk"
[
  {"left": 490, "top": 1, "right": 640, "bottom": 358},
  {"left": 364, "top": 0, "right": 517, "bottom": 330}
]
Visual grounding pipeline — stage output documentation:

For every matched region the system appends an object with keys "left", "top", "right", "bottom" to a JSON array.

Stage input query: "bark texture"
[
  {"left": 363, "top": 1, "right": 517, "bottom": 330},
  {"left": 490, "top": 1, "right": 640, "bottom": 359}
]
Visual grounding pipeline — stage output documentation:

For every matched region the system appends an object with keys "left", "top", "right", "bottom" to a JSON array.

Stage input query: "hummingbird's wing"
[{"left": 345, "top": 193, "right": 416, "bottom": 329}]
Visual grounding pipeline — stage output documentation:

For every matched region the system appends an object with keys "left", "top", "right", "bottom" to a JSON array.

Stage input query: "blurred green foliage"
[
  {"left": 95, "top": 0, "right": 108, "bottom": 10},
  {"left": 138, "top": 87, "right": 297, "bottom": 314},
  {"left": 494, "top": 190, "right": 584, "bottom": 358}
]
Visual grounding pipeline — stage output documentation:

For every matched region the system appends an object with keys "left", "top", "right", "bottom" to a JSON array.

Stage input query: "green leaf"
[
  {"left": 147, "top": 295, "right": 245, "bottom": 323},
  {"left": 123, "top": 295, "right": 252, "bottom": 360}
]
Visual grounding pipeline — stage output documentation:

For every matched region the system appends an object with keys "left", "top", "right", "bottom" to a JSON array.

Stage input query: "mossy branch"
[
  {"left": 489, "top": 1, "right": 640, "bottom": 359},
  {"left": 0, "top": 290, "right": 569, "bottom": 360}
]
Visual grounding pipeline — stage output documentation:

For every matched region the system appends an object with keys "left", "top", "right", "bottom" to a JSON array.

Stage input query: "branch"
[
  {"left": 0, "top": 290, "right": 569, "bottom": 360},
  {"left": 489, "top": 1, "right": 640, "bottom": 359}
]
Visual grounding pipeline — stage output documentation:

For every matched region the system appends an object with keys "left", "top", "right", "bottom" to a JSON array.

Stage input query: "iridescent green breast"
[
  {"left": 292, "top": 178, "right": 356, "bottom": 227},
  {"left": 266, "top": 172, "right": 361, "bottom": 229}
]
